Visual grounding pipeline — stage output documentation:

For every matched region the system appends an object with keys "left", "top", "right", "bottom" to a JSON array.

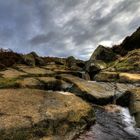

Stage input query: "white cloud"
[{"left": 0, "top": 0, "right": 139, "bottom": 60}]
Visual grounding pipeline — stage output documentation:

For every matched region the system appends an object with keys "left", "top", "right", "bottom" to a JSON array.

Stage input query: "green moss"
[
  {"left": 0, "top": 78, "right": 20, "bottom": 88},
  {"left": 0, "top": 129, "right": 29, "bottom": 140},
  {"left": 107, "top": 49, "right": 140, "bottom": 72}
]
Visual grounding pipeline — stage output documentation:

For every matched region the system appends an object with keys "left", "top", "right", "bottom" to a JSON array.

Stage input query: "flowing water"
[{"left": 75, "top": 105, "right": 140, "bottom": 140}]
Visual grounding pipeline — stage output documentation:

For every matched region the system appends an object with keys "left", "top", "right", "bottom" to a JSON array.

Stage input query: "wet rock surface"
[
  {"left": 117, "top": 88, "right": 140, "bottom": 127},
  {"left": 75, "top": 105, "right": 140, "bottom": 140}
]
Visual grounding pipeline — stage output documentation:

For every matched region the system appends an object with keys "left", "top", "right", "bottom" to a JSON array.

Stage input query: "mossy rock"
[
  {"left": 94, "top": 72, "right": 119, "bottom": 82},
  {"left": 0, "top": 78, "right": 20, "bottom": 89},
  {"left": 108, "top": 49, "right": 140, "bottom": 72},
  {"left": 0, "top": 89, "right": 95, "bottom": 139}
]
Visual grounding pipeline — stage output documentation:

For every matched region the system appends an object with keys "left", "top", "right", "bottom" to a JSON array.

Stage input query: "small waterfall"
[{"left": 75, "top": 105, "right": 140, "bottom": 140}]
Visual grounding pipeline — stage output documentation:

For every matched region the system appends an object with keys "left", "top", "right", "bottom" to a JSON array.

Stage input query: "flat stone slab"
[
  {"left": 16, "top": 65, "right": 55, "bottom": 75},
  {"left": 0, "top": 68, "right": 27, "bottom": 78},
  {"left": 95, "top": 72, "right": 140, "bottom": 83},
  {"left": 17, "top": 77, "right": 44, "bottom": 89},
  {"left": 37, "top": 77, "right": 58, "bottom": 83},
  {"left": 119, "top": 73, "right": 140, "bottom": 83},
  {"left": 36, "top": 77, "right": 63, "bottom": 90},
  {"left": 0, "top": 89, "right": 95, "bottom": 139},
  {"left": 58, "top": 74, "right": 115, "bottom": 104},
  {"left": 42, "top": 64, "right": 68, "bottom": 71},
  {"left": 95, "top": 72, "right": 119, "bottom": 82}
]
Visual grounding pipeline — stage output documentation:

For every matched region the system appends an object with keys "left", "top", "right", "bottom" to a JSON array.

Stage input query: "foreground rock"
[
  {"left": 90, "top": 45, "right": 117, "bottom": 63},
  {"left": 0, "top": 89, "right": 95, "bottom": 140},
  {"left": 58, "top": 74, "right": 115, "bottom": 104}
]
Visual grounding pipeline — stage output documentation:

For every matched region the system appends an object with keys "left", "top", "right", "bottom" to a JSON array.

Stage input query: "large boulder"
[
  {"left": 57, "top": 74, "right": 115, "bottom": 105},
  {"left": 22, "top": 52, "right": 45, "bottom": 66},
  {"left": 0, "top": 89, "right": 95, "bottom": 140},
  {"left": 66, "top": 56, "right": 84, "bottom": 71},
  {"left": 90, "top": 45, "right": 117, "bottom": 63},
  {"left": 86, "top": 45, "right": 117, "bottom": 79},
  {"left": 22, "top": 53, "right": 36, "bottom": 66},
  {"left": 85, "top": 60, "right": 107, "bottom": 79}
]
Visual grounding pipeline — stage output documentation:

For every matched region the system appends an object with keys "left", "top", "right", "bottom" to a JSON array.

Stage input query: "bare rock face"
[
  {"left": 66, "top": 56, "right": 85, "bottom": 71},
  {"left": 90, "top": 45, "right": 117, "bottom": 63},
  {"left": 85, "top": 60, "right": 107, "bottom": 80},
  {"left": 113, "top": 27, "right": 140, "bottom": 55},
  {"left": 22, "top": 52, "right": 45, "bottom": 66},
  {"left": 58, "top": 74, "right": 115, "bottom": 104},
  {"left": 0, "top": 89, "right": 95, "bottom": 140},
  {"left": 85, "top": 45, "right": 117, "bottom": 79}
]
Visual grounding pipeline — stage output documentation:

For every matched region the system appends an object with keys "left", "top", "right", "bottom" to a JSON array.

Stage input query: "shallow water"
[{"left": 75, "top": 105, "right": 140, "bottom": 140}]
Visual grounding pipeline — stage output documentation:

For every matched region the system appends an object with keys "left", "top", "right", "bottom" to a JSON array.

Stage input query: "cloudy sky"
[{"left": 0, "top": 0, "right": 140, "bottom": 60}]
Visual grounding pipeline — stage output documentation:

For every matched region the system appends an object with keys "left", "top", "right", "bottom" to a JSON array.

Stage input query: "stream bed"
[{"left": 75, "top": 105, "right": 140, "bottom": 140}]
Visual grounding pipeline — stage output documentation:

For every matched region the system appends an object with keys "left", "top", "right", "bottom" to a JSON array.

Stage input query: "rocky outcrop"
[
  {"left": 85, "top": 45, "right": 117, "bottom": 79},
  {"left": 0, "top": 49, "right": 24, "bottom": 69},
  {"left": 86, "top": 28, "right": 140, "bottom": 81},
  {"left": 92, "top": 27, "right": 140, "bottom": 83},
  {"left": 85, "top": 60, "right": 107, "bottom": 80},
  {"left": 0, "top": 89, "right": 95, "bottom": 140},
  {"left": 112, "top": 27, "right": 140, "bottom": 56},
  {"left": 90, "top": 45, "right": 117, "bottom": 63},
  {"left": 66, "top": 56, "right": 85, "bottom": 71},
  {"left": 107, "top": 49, "right": 140, "bottom": 72},
  {"left": 22, "top": 52, "right": 45, "bottom": 66}
]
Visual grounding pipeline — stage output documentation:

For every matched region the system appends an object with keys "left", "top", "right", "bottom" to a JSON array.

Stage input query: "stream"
[{"left": 75, "top": 105, "right": 140, "bottom": 140}]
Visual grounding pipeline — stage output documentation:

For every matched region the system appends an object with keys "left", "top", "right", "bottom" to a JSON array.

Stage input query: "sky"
[{"left": 0, "top": 0, "right": 140, "bottom": 60}]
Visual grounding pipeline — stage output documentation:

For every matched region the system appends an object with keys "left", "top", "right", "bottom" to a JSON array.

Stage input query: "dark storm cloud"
[{"left": 0, "top": 0, "right": 140, "bottom": 59}]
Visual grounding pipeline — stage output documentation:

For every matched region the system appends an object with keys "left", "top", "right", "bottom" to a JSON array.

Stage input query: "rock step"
[
  {"left": 95, "top": 72, "right": 140, "bottom": 83},
  {"left": 0, "top": 89, "right": 95, "bottom": 140},
  {"left": 57, "top": 74, "right": 115, "bottom": 105}
]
